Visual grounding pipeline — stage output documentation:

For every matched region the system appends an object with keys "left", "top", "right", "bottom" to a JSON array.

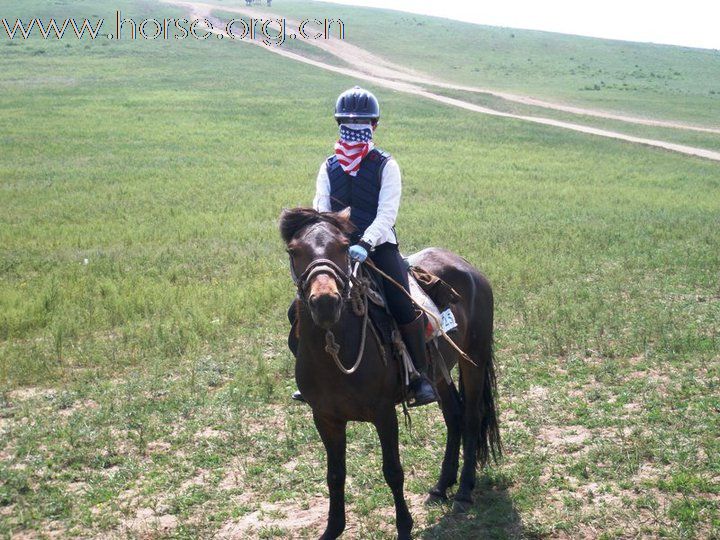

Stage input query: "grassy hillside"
[
  {"left": 237, "top": 0, "right": 720, "bottom": 126},
  {"left": 212, "top": 0, "right": 720, "bottom": 153},
  {"left": 1, "top": 0, "right": 718, "bottom": 538}
]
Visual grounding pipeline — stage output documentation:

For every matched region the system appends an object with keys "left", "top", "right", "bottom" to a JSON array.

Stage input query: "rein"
[{"left": 325, "top": 274, "right": 369, "bottom": 375}]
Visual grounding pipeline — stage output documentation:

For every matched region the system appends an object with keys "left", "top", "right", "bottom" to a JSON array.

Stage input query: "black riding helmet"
[{"left": 334, "top": 86, "right": 380, "bottom": 124}]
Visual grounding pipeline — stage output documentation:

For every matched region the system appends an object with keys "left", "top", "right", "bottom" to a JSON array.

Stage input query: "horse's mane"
[{"left": 279, "top": 207, "right": 356, "bottom": 243}]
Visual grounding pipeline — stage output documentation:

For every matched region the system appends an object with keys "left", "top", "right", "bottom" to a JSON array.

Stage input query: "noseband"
[{"left": 290, "top": 257, "right": 352, "bottom": 301}]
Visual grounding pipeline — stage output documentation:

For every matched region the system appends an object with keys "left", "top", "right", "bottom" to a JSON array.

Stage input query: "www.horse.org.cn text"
[{"left": 0, "top": 11, "right": 346, "bottom": 46}]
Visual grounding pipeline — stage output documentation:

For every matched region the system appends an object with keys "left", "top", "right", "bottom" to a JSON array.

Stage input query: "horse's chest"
[{"left": 296, "top": 360, "right": 396, "bottom": 421}]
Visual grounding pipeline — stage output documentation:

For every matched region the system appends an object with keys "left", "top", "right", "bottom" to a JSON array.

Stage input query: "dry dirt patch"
[
  {"left": 120, "top": 507, "right": 179, "bottom": 537},
  {"left": 194, "top": 427, "right": 230, "bottom": 441},
  {"left": 538, "top": 425, "right": 592, "bottom": 454},
  {"left": 58, "top": 399, "right": 99, "bottom": 417},
  {"left": 6, "top": 387, "right": 57, "bottom": 402},
  {"left": 215, "top": 497, "right": 327, "bottom": 539}
]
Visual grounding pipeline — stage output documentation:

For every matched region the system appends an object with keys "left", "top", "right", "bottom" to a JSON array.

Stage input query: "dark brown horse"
[{"left": 279, "top": 207, "right": 501, "bottom": 540}]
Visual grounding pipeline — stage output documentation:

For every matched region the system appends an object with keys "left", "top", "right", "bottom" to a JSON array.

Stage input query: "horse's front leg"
[
  {"left": 375, "top": 409, "right": 413, "bottom": 540},
  {"left": 313, "top": 413, "right": 347, "bottom": 540}
]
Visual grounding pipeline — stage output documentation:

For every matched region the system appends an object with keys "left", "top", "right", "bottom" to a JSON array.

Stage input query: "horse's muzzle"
[{"left": 308, "top": 292, "right": 342, "bottom": 329}]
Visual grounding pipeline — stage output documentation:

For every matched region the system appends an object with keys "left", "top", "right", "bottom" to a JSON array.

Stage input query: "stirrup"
[{"left": 407, "top": 377, "right": 438, "bottom": 408}]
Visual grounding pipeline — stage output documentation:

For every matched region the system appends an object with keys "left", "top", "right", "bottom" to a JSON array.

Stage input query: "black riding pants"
[{"left": 368, "top": 242, "right": 416, "bottom": 325}]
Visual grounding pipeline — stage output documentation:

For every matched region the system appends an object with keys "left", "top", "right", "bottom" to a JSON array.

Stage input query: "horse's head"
[{"left": 279, "top": 206, "right": 356, "bottom": 329}]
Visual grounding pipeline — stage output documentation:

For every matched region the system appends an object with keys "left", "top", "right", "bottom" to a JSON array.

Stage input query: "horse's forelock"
[{"left": 279, "top": 207, "right": 355, "bottom": 244}]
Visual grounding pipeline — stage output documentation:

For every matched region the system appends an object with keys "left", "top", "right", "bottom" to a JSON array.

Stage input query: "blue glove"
[{"left": 349, "top": 244, "right": 368, "bottom": 262}]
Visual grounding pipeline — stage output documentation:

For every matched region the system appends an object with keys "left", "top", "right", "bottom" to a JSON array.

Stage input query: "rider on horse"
[{"left": 291, "top": 86, "right": 437, "bottom": 407}]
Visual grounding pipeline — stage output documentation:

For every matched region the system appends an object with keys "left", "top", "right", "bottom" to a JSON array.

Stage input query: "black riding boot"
[{"left": 398, "top": 310, "right": 438, "bottom": 407}]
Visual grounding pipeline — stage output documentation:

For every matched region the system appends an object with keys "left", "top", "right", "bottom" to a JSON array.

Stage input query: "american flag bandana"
[{"left": 334, "top": 124, "right": 374, "bottom": 176}]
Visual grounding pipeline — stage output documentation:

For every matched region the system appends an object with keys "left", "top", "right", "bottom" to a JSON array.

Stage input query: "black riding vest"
[{"left": 326, "top": 148, "right": 392, "bottom": 240}]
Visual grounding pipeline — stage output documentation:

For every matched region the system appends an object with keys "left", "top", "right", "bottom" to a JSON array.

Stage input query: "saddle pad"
[
  {"left": 408, "top": 264, "right": 462, "bottom": 310},
  {"left": 408, "top": 272, "right": 444, "bottom": 341}
]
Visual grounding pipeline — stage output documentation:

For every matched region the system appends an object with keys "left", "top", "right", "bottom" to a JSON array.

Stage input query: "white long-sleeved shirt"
[{"left": 312, "top": 157, "right": 401, "bottom": 247}]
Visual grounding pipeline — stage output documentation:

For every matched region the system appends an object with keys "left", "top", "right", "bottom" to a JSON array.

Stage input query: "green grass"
[{"left": 1, "top": 0, "right": 719, "bottom": 538}]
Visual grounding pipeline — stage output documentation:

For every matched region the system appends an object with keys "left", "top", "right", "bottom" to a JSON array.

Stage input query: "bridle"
[
  {"left": 288, "top": 252, "right": 378, "bottom": 375},
  {"left": 290, "top": 256, "right": 353, "bottom": 302}
]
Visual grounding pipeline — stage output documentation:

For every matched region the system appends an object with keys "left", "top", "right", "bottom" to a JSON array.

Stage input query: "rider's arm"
[
  {"left": 313, "top": 162, "right": 332, "bottom": 212},
  {"left": 361, "top": 158, "right": 401, "bottom": 248}
]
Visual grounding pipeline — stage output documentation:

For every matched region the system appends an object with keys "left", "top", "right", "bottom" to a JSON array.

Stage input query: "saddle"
[{"left": 363, "top": 262, "right": 461, "bottom": 344}]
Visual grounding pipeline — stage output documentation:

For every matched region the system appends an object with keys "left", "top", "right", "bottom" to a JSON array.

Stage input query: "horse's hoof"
[
  {"left": 425, "top": 492, "right": 447, "bottom": 506},
  {"left": 319, "top": 524, "right": 345, "bottom": 540},
  {"left": 452, "top": 498, "right": 472, "bottom": 513}
]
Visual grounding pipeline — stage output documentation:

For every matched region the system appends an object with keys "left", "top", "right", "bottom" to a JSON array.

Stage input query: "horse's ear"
[
  {"left": 332, "top": 206, "right": 356, "bottom": 237},
  {"left": 337, "top": 206, "right": 351, "bottom": 222},
  {"left": 279, "top": 207, "right": 305, "bottom": 244}
]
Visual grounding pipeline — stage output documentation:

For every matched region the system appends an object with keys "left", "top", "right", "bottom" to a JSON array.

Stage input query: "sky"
[{"left": 319, "top": 0, "right": 720, "bottom": 50}]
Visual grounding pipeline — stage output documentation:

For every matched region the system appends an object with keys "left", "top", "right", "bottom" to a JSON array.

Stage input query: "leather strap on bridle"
[{"left": 291, "top": 257, "right": 352, "bottom": 300}]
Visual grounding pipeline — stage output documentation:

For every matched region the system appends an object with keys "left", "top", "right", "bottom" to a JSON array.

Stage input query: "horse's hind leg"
[
  {"left": 427, "top": 379, "right": 462, "bottom": 503},
  {"left": 313, "top": 413, "right": 347, "bottom": 540},
  {"left": 454, "top": 349, "right": 489, "bottom": 513},
  {"left": 374, "top": 409, "right": 413, "bottom": 540},
  {"left": 454, "top": 334, "right": 500, "bottom": 513}
]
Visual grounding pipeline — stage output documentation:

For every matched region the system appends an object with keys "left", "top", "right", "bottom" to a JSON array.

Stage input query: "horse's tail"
[{"left": 476, "top": 332, "right": 502, "bottom": 467}]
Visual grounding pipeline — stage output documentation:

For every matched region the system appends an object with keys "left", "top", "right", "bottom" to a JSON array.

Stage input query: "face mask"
[
  {"left": 338, "top": 123, "right": 374, "bottom": 143},
  {"left": 335, "top": 123, "right": 375, "bottom": 176}
]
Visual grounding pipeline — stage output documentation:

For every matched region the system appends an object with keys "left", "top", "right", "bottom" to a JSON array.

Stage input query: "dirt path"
[{"left": 161, "top": 0, "right": 720, "bottom": 162}]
